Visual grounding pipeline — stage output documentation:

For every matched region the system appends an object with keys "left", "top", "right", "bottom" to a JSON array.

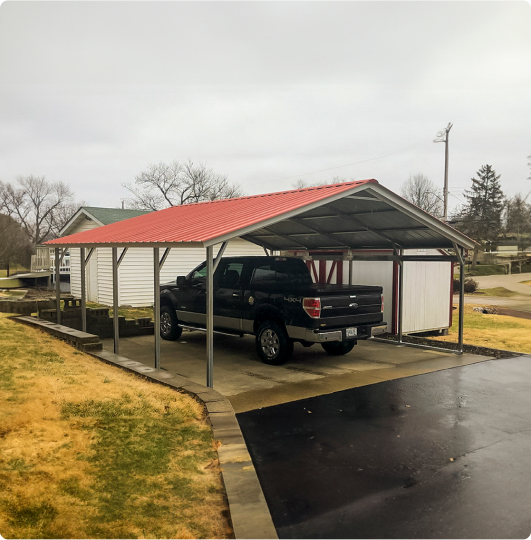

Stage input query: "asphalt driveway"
[{"left": 237, "top": 355, "right": 531, "bottom": 539}]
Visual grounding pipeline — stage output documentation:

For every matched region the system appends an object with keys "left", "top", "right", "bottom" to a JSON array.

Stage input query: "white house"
[{"left": 62, "top": 207, "right": 267, "bottom": 307}]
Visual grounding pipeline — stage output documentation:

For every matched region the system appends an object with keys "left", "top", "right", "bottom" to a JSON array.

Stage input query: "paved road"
[
  {"left": 453, "top": 272, "right": 531, "bottom": 313},
  {"left": 238, "top": 356, "right": 531, "bottom": 539},
  {"left": 473, "top": 272, "right": 531, "bottom": 296}
]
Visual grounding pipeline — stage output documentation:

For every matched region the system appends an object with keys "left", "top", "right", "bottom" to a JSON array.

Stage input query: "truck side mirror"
[{"left": 176, "top": 276, "right": 187, "bottom": 286}]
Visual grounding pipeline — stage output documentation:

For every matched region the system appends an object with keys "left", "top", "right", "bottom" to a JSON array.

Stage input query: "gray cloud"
[{"left": 0, "top": 1, "right": 530, "bottom": 213}]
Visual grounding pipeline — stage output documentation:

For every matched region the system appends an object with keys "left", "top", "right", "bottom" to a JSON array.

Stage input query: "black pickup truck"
[{"left": 160, "top": 256, "right": 386, "bottom": 365}]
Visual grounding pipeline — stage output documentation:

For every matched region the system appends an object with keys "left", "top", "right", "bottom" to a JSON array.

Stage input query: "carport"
[{"left": 45, "top": 179, "right": 476, "bottom": 388}]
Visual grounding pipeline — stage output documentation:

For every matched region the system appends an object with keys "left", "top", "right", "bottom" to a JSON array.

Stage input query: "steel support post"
[
  {"left": 206, "top": 245, "right": 214, "bottom": 388},
  {"left": 458, "top": 248, "right": 465, "bottom": 354},
  {"left": 55, "top": 248, "right": 61, "bottom": 325},
  {"left": 80, "top": 247, "right": 86, "bottom": 332},
  {"left": 154, "top": 248, "right": 161, "bottom": 369},
  {"left": 112, "top": 247, "right": 119, "bottom": 354},
  {"left": 397, "top": 250, "right": 404, "bottom": 343},
  {"left": 349, "top": 260, "right": 353, "bottom": 285}
]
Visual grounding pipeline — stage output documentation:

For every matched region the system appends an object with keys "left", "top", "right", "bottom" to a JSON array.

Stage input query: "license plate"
[{"left": 346, "top": 327, "right": 357, "bottom": 337}]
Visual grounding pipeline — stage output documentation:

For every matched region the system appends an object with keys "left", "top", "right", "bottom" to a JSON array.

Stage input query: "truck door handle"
[{"left": 232, "top": 293, "right": 239, "bottom": 297}]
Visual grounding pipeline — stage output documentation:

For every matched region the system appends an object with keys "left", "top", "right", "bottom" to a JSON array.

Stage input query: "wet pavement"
[{"left": 237, "top": 356, "right": 531, "bottom": 539}]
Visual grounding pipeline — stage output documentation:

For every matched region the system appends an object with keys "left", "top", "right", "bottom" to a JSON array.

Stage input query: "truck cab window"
[
  {"left": 217, "top": 262, "right": 244, "bottom": 288},
  {"left": 251, "top": 264, "right": 276, "bottom": 285}
]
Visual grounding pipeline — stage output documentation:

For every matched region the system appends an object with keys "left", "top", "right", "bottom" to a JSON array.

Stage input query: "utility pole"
[{"left": 434, "top": 122, "right": 453, "bottom": 221}]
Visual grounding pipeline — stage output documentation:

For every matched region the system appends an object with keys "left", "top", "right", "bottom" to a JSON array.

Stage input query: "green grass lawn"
[
  {"left": 434, "top": 304, "right": 531, "bottom": 353},
  {"left": 0, "top": 313, "right": 231, "bottom": 539},
  {"left": 86, "top": 302, "right": 154, "bottom": 321},
  {"left": 475, "top": 287, "right": 521, "bottom": 297}
]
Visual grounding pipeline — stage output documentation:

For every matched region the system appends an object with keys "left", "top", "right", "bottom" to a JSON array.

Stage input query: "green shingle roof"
[{"left": 83, "top": 207, "right": 152, "bottom": 225}]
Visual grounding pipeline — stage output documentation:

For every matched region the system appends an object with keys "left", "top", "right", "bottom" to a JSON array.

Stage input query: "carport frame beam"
[
  {"left": 453, "top": 243, "right": 465, "bottom": 354},
  {"left": 206, "top": 245, "right": 214, "bottom": 388},
  {"left": 80, "top": 247, "right": 95, "bottom": 333},
  {"left": 112, "top": 247, "right": 128, "bottom": 355},
  {"left": 397, "top": 248, "right": 404, "bottom": 343},
  {"left": 55, "top": 248, "right": 61, "bottom": 325}
]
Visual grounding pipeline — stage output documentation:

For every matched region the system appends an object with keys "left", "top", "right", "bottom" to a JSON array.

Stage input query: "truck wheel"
[
  {"left": 321, "top": 340, "right": 356, "bottom": 355},
  {"left": 160, "top": 305, "right": 182, "bottom": 341},
  {"left": 256, "top": 321, "right": 293, "bottom": 365}
]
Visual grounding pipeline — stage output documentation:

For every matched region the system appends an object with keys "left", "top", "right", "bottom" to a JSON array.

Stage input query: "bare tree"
[
  {"left": 291, "top": 177, "right": 349, "bottom": 189},
  {"left": 400, "top": 174, "right": 444, "bottom": 218},
  {"left": 0, "top": 176, "right": 77, "bottom": 247},
  {"left": 123, "top": 160, "right": 244, "bottom": 210},
  {"left": 504, "top": 193, "right": 531, "bottom": 236},
  {"left": 0, "top": 213, "right": 33, "bottom": 276}
]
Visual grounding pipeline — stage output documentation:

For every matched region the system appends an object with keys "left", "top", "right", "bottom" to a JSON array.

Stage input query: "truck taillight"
[
  {"left": 381, "top": 294, "right": 384, "bottom": 313},
  {"left": 303, "top": 297, "right": 321, "bottom": 318}
]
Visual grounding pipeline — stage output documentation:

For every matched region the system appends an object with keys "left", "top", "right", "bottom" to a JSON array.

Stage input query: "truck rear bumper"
[{"left": 287, "top": 323, "right": 387, "bottom": 343}]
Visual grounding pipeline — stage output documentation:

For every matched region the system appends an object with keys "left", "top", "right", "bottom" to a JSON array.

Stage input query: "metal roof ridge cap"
[{"left": 169, "top": 179, "right": 377, "bottom": 208}]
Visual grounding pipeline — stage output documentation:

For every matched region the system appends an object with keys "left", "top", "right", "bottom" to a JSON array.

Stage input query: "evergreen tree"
[{"left": 452, "top": 164, "right": 504, "bottom": 267}]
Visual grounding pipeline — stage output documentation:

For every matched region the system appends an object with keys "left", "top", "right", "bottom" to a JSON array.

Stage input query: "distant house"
[{"left": 61, "top": 207, "right": 266, "bottom": 307}]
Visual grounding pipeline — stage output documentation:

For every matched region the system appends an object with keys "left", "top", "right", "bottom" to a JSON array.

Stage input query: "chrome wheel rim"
[
  {"left": 161, "top": 312, "right": 172, "bottom": 335},
  {"left": 260, "top": 329, "right": 280, "bottom": 359}
]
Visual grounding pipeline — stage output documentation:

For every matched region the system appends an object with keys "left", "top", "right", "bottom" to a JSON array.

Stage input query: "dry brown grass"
[
  {"left": 0, "top": 313, "right": 231, "bottom": 539},
  {"left": 432, "top": 304, "right": 531, "bottom": 354}
]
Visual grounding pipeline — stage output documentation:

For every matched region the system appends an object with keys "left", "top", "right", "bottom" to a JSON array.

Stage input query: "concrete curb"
[{"left": 11, "top": 316, "right": 278, "bottom": 540}]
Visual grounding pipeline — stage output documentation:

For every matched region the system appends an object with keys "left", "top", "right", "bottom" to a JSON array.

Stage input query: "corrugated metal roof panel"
[
  {"left": 46, "top": 179, "right": 477, "bottom": 250},
  {"left": 46, "top": 180, "right": 377, "bottom": 246}
]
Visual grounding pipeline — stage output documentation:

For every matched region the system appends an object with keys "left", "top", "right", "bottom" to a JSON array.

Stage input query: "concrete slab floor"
[{"left": 103, "top": 331, "right": 493, "bottom": 413}]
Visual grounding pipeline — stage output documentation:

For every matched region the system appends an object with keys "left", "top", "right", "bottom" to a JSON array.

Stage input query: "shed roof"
[
  {"left": 47, "top": 180, "right": 476, "bottom": 250},
  {"left": 60, "top": 206, "right": 152, "bottom": 236}
]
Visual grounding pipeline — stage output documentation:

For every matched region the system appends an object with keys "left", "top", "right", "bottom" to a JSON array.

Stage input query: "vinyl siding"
[
  {"left": 401, "top": 249, "right": 451, "bottom": 333},
  {"left": 348, "top": 260, "right": 394, "bottom": 333},
  {"left": 69, "top": 219, "right": 101, "bottom": 300},
  {"left": 73, "top": 238, "right": 266, "bottom": 307}
]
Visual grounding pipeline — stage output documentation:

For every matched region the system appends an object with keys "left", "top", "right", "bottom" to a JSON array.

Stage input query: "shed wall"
[
  {"left": 70, "top": 238, "right": 265, "bottom": 307},
  {"left": 402, "top": 251, "right": 452, "bottom": 333},
  {"left": 69, "top": 219, "right": 101, "bottom": 301}
]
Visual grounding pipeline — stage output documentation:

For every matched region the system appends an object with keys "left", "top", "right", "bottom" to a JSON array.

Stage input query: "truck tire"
[
  {"left": 321, "top": 340, "right": 356, "bottom": 355},
  {"left": 160, "top": 305, "right": 182, "bottom": 341},
  {"left": 256, "top": 320, "right": 293, "bottom": 365}
]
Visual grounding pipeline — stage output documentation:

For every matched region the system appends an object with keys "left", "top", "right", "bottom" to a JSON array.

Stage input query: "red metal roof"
[{"left": 46, "top": 179, "right": 377, "bottom": 247}]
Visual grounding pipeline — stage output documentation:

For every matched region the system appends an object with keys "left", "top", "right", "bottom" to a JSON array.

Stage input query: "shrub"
[
  {"left": 464, "top": 278, "right": 478, "bottom": 293},
  {"left": 453, "top": 277, "right": 478, "bottom": 294}
]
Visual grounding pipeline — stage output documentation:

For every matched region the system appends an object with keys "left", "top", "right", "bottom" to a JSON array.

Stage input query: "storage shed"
[{"left": 283, "top": 248, "right": 453, "bottom": 335}]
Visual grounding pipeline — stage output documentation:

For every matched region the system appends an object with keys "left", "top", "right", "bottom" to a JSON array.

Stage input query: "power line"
[{"left": 251, "top": 142, "right": 429, "bottom": 187}]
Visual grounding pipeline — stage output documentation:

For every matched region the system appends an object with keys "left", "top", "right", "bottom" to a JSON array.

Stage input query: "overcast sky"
[{"left": 1, "top": 1, "right": 530, "bottom": 214}]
